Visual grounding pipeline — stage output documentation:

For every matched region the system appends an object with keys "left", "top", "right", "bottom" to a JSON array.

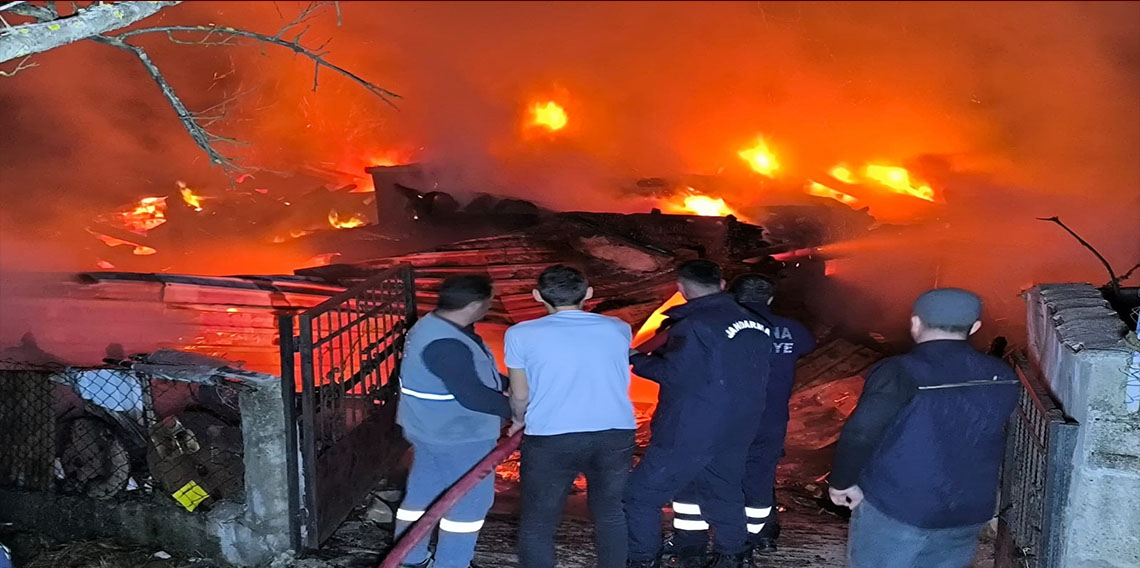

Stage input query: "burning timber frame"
[{"left": 279, "top": 264, "right": 417, "bottom": 549}]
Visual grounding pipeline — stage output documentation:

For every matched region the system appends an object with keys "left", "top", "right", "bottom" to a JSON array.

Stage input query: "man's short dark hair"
[
  {"left": 537, "top": 265, "right": 589, "bottom": 307},
  {"left": 676, "top": 259, "right": 722, "bottom": 288},
  {"left": 729, "top": 273, "right": 775, "bottom": 304},
  {"left": 924, "top": 322, "right": 974, "bottom": 335},
  {"left": 437, "top": 274, "right": 493, "bottom": 311}
]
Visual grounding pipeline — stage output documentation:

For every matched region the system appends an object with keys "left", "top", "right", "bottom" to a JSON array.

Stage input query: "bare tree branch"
[
  {"left": 3, "top": 1, "right": 399, "bottom": 178},
  {"left": 116, "top": 24, "right": 400, "bottom": 105},
  {"left": 1, "top": 1, "right": 180, "bottom": 64},
  {"left": 91, "top": 33, "right": 240, "bottom": 171},
  {"left": 0, "top": 53, "right": 34, "bottom": 75},
  {"left": 1038, "top": 216, "right": 1122, "bottom": 296}
]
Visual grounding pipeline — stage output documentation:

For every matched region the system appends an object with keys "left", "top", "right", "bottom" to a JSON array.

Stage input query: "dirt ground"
[{"left": 3, "top": 481, "right": 996, "bottom": 568}]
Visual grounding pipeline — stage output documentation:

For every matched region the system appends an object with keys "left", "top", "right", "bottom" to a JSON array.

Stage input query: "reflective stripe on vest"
[{"left": 400, "top": 386, "right": 457, "bottom": 401}]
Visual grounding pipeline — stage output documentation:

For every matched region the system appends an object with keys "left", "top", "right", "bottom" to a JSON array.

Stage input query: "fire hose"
[{"left": 378, "top": 430, "right": 524, "bottom": 568}]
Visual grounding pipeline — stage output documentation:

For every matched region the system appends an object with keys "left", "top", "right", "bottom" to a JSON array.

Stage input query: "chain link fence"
[{"left": 0, "top": 355, "right": 245, "bottom": 513}]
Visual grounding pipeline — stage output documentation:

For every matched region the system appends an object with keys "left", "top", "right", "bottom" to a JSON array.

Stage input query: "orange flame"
[
  {"left": 829, "top": 165, "right": 857, "bottom": 184},
  {"left": 863, "top": 164, "right": 935, "bottom": 201},
  {"left": 806, "top": 181, "right": 860, "bottom": 206},
  {"left": 328, "top": 209, "right": 368, "bottom": 229},
  {"left": 530, "top": 101, "right": 568, "bottom": 131},
  {"left": 662, "top": 188, "right": 738, "bottom": 217},
  {"left": 737, "top": 136, "right": 779, "bottom": 177},
  {"left": 115, "top": 196, "right": 167, "bottom": 234},
  {"left": 681, "top": 195, "right": 734, "bottom": 217},
  {"left": 177, "top": 181, "right": 205, "bottom": 211},
  {"left": 632, "top": 292, "right": 687, "bottom": 346}
]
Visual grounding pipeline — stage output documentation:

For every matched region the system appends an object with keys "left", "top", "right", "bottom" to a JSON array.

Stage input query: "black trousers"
[{"left": 517, "top": 429, "right": 636, "bottom": 568}]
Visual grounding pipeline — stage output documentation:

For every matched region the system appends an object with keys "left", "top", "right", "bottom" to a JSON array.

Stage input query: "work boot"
[
  {"left": 750, "top": 536, "right": 777, "bottom": 554},
  {"left": 661, "top": 537, "right": 707, "bottom": 568},
  {"left": 703, "top": 550, "right": 753, "bottom": 568},
  {"left": 750, "top": 523, "right": 781, "bottom": 554}
]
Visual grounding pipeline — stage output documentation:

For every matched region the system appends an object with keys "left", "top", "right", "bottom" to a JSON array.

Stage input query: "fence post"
[{"left": 278, "top": 315, "right": 302, "bottom": 553}]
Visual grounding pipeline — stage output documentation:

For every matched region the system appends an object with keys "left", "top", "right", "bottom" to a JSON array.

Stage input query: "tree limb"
[
  {"left": 116, "top": 24, "right": 400, "bottom": 105},
  {"left": 92, "top": 33, "right": 239, "bottom": 171},
  {"left": 1037, "top": 216, "right": 1121, "bottom": 296},
  {"left": 1, "top": 1, "right": 180, "bottom": 64},
  {"left": 0, "top": 54, "right": 34, "bottom": 75}
]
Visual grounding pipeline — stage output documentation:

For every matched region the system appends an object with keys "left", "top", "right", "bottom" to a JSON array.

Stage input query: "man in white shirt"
[{"left": 506, "top": 265, "right": 637, "bottom": 568}]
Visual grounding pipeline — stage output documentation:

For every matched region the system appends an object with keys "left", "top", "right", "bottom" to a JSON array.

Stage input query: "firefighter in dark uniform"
[
  {"left": 664, "top": 274, "right": 816, "bottom": 565},
  {"left": 829, "top": 288, "right": 1020, "bottom": 568},
  {"left": 625, "top": 260, "right": 774, "bottom": 568}
]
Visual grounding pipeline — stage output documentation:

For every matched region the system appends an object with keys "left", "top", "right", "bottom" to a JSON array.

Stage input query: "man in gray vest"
[{"left": 395, "top": 274, "right": 511, "bottom": 568}]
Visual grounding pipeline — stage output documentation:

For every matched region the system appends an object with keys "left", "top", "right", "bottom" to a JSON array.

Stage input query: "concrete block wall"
[{"left": 1026, "top": 284, "right": 1139, "bottom": 568}]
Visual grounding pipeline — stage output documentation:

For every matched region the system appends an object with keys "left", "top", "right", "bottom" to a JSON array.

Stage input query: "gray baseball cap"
[{"left": 913, "top": 288, "right": 982, "bottom": 327}]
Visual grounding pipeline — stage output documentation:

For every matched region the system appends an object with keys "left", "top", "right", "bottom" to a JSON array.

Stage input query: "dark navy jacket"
[
  {"left": 631, "top": 293, "right": 774, "bottom": 452},
  {"left": 741, "top": 302, "right": 815, "bottom": 430},
  {"left": 836, "top": 340, "right": 1019, "bottom": 529}
]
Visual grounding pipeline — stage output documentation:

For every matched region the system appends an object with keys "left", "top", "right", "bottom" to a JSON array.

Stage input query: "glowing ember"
[
  {"left": 682, "top": 195, "right": 734, "bottom": 217},
  {"left": 806, "top": 181, "right": 860, "bottom": 206},
  {"left": 328, "top": 209, "right": 368, "bottom": 229},
  {"left": 89, "top": 231, "right": 158, "bottom": 256},
  {"left": 632, "top": 292, "right": 687, "bottom": 346},
  {"left": 177, "top": 181, "right": 205, "bottom": 211},
  {"left": 530, "top": 101, "right": 568, "bottom": 131},
  {"left": 863, "top": 164, "right": 935, "bottom": 201},
  {"left": 737, "top": 136, "right": 779, "bottom": 177},
  {"left": 114, "top": 196, "right": 168, "bottom": 234},
  {"left": 829, "top": 165, "right": 857, "bottom": 184}
]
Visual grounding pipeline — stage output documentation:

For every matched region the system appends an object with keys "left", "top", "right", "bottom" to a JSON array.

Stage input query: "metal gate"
[
  {"left": 996, "top": 352, "right": 1079, "bottom": 568},
  {"left": 280, "top": 264, "right": 416, "bottom": 549}
]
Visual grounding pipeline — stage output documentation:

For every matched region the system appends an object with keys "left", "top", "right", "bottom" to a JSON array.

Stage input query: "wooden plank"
[{"left": 161, "top": 283, "right": 331, "bottom": 308}]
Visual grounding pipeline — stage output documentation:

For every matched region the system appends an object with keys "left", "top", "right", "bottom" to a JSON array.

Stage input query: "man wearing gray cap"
[{"left": 828, "top": 288, "right": 1020, "bottom": 568}]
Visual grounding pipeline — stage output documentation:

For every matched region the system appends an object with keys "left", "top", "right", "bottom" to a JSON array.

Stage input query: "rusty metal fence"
[
  {"left": 996, "top": 352, "right": 1079, "bottom": 568},
  {"left": 280, "top": 264, "right": 416, "bottom": 550}
]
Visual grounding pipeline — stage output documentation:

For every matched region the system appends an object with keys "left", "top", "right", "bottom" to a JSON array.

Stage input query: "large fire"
[
  {"left": 530, "top": 101, "right": 568, "bottom": 131},
  {"left": 738, "top": 136, "right": 779, "bottom": 177}
]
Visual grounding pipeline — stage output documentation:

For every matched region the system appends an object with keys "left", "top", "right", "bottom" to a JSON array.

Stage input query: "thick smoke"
[{"left": 1, "top": 2, "right": 1137, "bottom": 339}]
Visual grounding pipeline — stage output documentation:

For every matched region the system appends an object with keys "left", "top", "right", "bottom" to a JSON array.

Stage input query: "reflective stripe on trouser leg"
[
  {"left": 672, "top": 502, "right": 702, "bottom": 515},
  {"left": 672, "top": 501, "right": 709, "bottom": 530},
  {"left": 440, "top": 518, "right": 485, "bottom": 533},
  {"left": 746, "top": 506, "right": 772, "bottom": 533},
  {"left": 396, "top": 508, "right": 426, "bottom": 522},
  {"left": 434, "top": 454, "right": 496, "bottom": 568}
]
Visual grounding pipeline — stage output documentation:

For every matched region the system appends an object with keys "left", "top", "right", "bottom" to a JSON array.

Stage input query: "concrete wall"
[{"left": 1026, "top": 284, "right": 1139, "bottom": 568}]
